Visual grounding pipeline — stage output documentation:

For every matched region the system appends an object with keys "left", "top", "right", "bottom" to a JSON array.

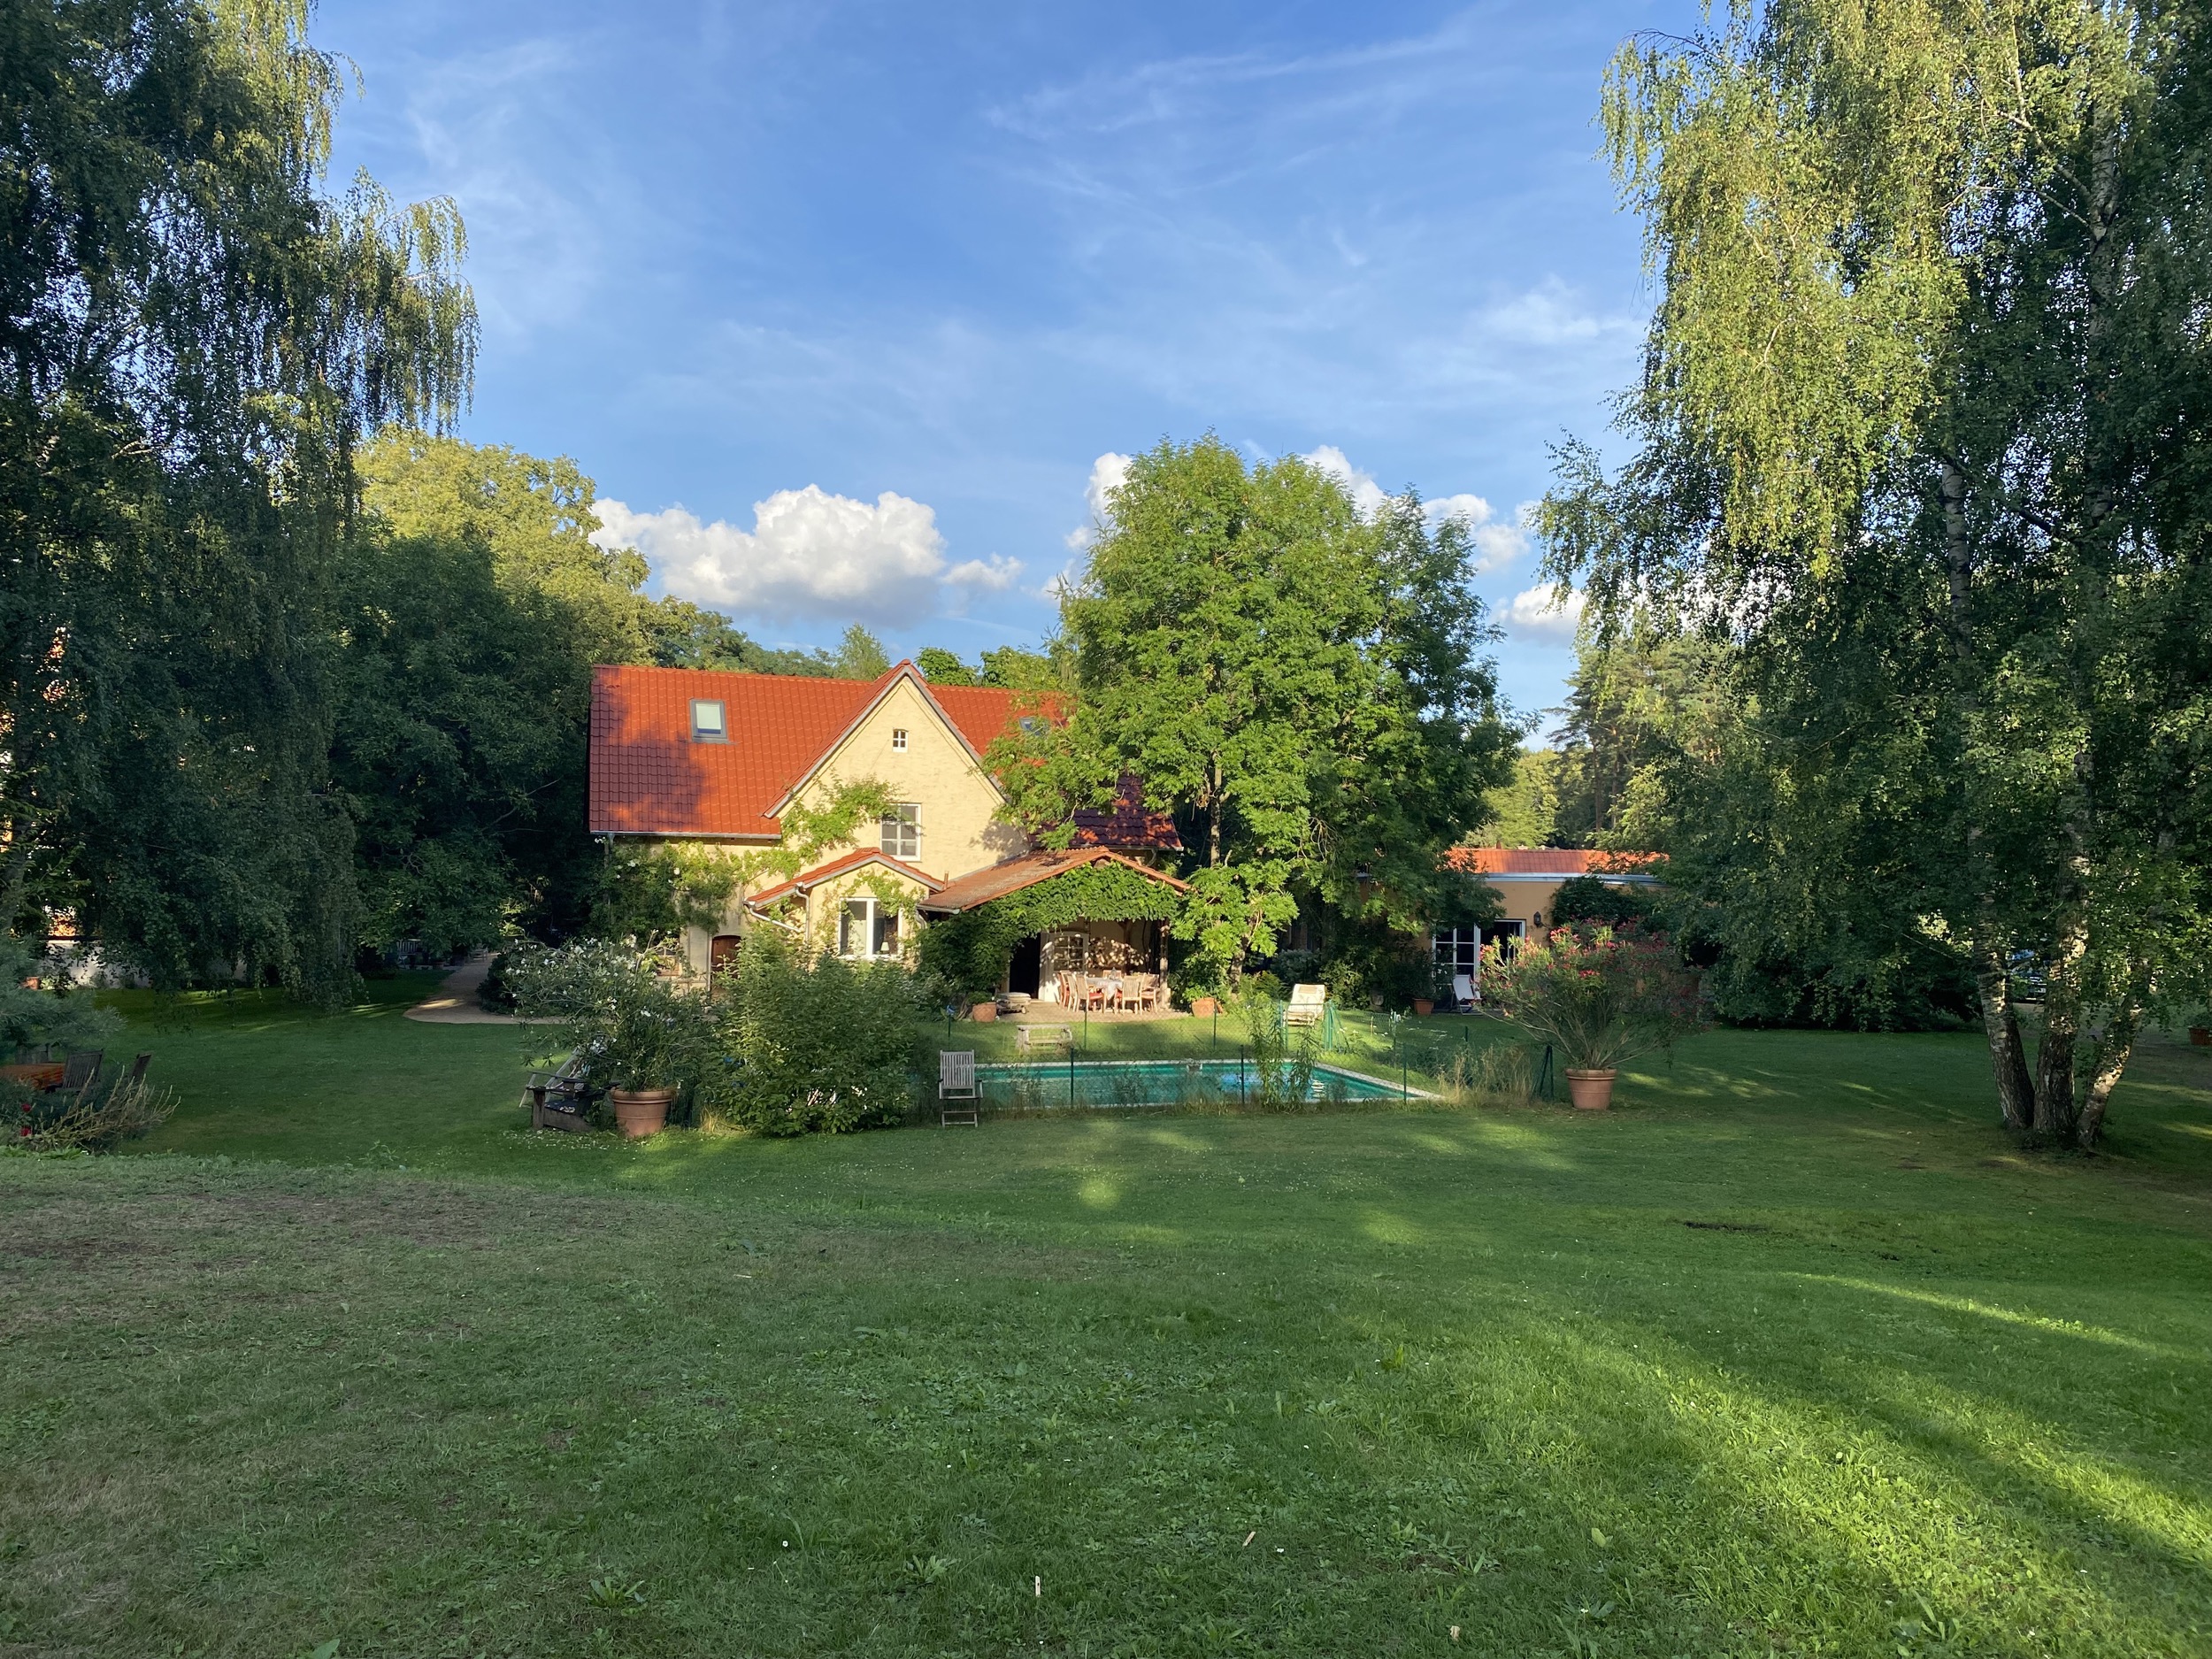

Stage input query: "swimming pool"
[{"left": 968, "top": 1057, "right": 1416, "bottom": 1110}]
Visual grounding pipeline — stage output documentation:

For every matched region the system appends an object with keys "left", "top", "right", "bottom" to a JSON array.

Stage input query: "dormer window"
[
  {"left": 891, "top": 727, "right": 908, "bottom": 751},
  {"left": 690, "top": 700, "right": 726, "bottom": 743}
]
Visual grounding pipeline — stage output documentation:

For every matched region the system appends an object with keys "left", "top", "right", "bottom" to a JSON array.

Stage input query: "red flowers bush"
[{"left": 1480, "top": 923, "right": 1707, "bottom": 1071}]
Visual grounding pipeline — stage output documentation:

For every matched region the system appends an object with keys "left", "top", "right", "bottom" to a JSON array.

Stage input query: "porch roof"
[
  {"left": 749, "top": 848, "right": 942, "bottom": 908},
  {"left": 915, "top": 847, "right": 1188, "bottom": 916}
]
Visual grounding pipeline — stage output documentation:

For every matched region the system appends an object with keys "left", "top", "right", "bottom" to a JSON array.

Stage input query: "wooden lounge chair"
[
  {"left": 1284, "top": 984, "right": 1328, "bottom": 1027},
  {"left": 939, "top": 1049, "right": 979, "bottom": 1126},
  {"left": 526, "top": 1054, "right": 594, "bottom": 1132}
]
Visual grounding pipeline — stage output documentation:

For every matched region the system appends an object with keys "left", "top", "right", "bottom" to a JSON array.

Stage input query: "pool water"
[{"left": 969, "top": 1057, "right": 1409, "bottom": 1110}]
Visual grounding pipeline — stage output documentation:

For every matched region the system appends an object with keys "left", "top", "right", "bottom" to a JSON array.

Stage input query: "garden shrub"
[
  {"left": 13, "top": 1071, "right": 177, "bottom": 1152},
  {"left": 1481, "top": 923, "right": 1707, "bottom": 1070},
  {"left": 1548, "top": 874, "right": 1658, "bottom": 929},
  {"left": 505, "top": 939, "right": 719, "bottom": 1119},
  {"left": 718, "top": 934, "right": 921, "bottom": 1134}
]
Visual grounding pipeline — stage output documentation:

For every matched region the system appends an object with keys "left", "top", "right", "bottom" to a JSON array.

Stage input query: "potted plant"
[
  {"left": 506, "top": 941, "right": 711, "bottom": 1137},
  {"left": 970, "top": 999, "right": 998, "bottom": 1023},
  {"left": 1479, "top": 923, "right": 1706, "bottom": 1110}
]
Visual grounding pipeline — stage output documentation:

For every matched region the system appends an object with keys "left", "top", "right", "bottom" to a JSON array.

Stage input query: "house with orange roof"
[
  {"left": 1432, "top": 846, "right": 1663, "bottom": 987},
  {"left": 588, "top": 661, "right": 1185, "bottom": 997}
]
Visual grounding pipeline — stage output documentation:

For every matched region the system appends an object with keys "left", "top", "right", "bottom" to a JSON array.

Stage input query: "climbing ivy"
[{"left": 917, "top": 864, "right": 1179, "bottom": 998}]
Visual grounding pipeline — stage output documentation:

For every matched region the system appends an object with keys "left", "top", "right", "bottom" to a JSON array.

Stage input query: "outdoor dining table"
[{"left": 0, "top": 1062, "right": 65, "bottom": 1090}]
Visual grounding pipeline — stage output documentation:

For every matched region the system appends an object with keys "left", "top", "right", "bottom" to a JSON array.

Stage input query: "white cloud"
[
  {"left": 945, "top": 555, "right": 1024, "bottom": 591},
  {"left": 1303, "top": 444, "right": 1390, "bottom": 518},
  {"left": 1065, "top": 451, "right": 1133, "bottom": 549},
  {"left": 595, "top": 487, "right": 972, "bottom": 626},
  {"left": 1302, "top": 447, "right": 1533, "bottom": 572},
  {"left": 1502, "top": 583, "right": 1585, "bottom": 642},
  {"left": 1427, "top": 493, "right": 1537, "bottom": 572}
]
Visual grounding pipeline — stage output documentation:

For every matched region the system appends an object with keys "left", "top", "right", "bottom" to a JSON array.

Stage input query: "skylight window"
[{"left": 690, "top": 699, "right": 726, "bottom": 742}]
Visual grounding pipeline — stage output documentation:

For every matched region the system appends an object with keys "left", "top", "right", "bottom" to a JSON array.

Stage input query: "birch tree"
[{"left": 1545, "top": 0, "right": 2212, "bottom": 1145}]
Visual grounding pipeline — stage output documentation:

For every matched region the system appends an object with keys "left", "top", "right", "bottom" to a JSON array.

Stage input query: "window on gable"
[
  {"left": 880, "top": 803, "right": 921, "bottom": 861},
  {"left": 891, "top": 727, "right": 908, "bottom": 751},
  {"left": 690, "top": 699, "right": 726, "bottom": 742}
]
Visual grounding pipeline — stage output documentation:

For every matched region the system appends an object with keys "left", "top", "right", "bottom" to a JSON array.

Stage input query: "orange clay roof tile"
[{"left": 588, "top": 664, "right": 1019, "bottom": 838}]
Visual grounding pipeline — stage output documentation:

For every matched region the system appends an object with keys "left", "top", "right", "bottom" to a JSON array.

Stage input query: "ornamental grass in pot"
[
  {"left": 507, "top": 940, "right": 714, "bottom": 1137},
  {"left": 1479, "top": 923, "right": 1706, "bottom": 1110}
]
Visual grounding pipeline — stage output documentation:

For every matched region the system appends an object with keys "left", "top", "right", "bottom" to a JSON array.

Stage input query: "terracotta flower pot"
[
  {"left": 970, "top": 1002, "right": 997, "bottom": 1023},
  {"left": 1412, "top": 998, "right": 1434, "bottom": 1017},
  {"left": 2191, "top": 1026, "right": 2211, "bottom": 1048},
  {"left": 1188, "top": 995, "right": 1218, "bottom": 1018},
  {"left": 1564, "top": 1068, "right": 1617, "bottom": 1111},
  {"left": 610, "top": 1087, "right": 674, "bottom": 1138}
]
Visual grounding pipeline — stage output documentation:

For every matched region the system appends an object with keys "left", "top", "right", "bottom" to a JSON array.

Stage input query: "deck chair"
[
  {"left": 125, "top": 1051, "right": 152, "bottom": 1086},
  {"left": 1452, "top": 973, "right": 1478, "bottom": 1010},
  {"left": 526, "top": 1054, "right": 594, "bottom": 1132},
  {"left": 59, "top": 1049, "right": 102, "bottom": 1092},
  {"left": 1017, "top": 1024, "right": 1074, "bottom": 1055},
  {"left": 939, "top": 1049, "right": 979, "bottom": 1126},
  {"left": 1283, "top": 983, "right": 1338, "bottom": 1048}
]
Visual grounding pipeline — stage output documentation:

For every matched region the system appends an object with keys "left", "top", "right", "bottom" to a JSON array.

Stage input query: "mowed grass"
[{"left": 2, "top": 988, "right": 2210, "bottom": 1656}]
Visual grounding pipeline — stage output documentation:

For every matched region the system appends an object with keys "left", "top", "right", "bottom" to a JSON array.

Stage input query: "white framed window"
[
  {"left": 880, "top": 802, "right": 920, "bottom": 861},
  {"left": 891, "top": 727, "right": 908, "bottom": 751},
  {"left": 1432, "top": 927, "right": 1483, "bottom": 979},
  {"left": 838, "top": 897, "right": 901, "bottom": 959},
  {"left": 689, "top": 699, "right": 726, "bottom": 742}
]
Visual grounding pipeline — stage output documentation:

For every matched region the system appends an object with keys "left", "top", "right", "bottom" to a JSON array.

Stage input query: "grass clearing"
[{"left": 2, "top": 989, "right": 2209, "bottom": 1655}]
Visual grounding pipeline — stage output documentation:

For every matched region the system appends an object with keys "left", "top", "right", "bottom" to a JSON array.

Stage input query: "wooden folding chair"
[{"left": 939, "top": 1050, "right": 979, "bottom": 1126}]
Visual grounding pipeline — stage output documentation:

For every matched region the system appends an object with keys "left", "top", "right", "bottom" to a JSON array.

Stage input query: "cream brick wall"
[
  {"left": 790, "top": 677, "right": 1028, "bottom": 882},
  {"left": 674, "top": 677, "right": 1025, "bottom": 976}
]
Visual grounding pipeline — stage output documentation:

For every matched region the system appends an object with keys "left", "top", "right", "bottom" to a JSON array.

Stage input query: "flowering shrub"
[
  {"left": 1480, "top": 924, "right": 1706, "bottom": 1071},
  {"left": 505, "top": 939, "right": 715, "bottom": 1094}
]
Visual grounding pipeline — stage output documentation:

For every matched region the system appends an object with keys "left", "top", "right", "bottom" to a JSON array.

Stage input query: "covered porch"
[{"left": 917, "top": 847, "right": 1188, "bottom": 1017}]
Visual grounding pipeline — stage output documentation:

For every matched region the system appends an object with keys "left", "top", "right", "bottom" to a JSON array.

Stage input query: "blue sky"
[{"left": 317, "top": 1, "right": 1689, "bottom": 725}]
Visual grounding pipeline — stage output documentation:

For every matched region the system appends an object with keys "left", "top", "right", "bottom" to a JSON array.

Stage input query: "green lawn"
[{"left": 4, "top": 988, "right": 2209, "bottom": 1657}]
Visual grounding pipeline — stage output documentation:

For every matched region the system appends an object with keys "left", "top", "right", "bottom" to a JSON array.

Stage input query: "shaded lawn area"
[{"left": 1, "top": 991, "right": 2208, "bottom": 1656}]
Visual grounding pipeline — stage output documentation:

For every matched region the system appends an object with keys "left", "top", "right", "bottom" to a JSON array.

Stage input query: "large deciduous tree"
[
  {"left": 1001, "top": 436, "right": 1517, "bottom": 981},
  {"left": 1545, "top": 0, "right": 2212, "bottom": 1145},
  {"left": 1, "top": 0, "right": 474, "bottom": 995}
]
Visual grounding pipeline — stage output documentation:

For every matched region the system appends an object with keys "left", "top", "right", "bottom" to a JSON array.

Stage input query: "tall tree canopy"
[
  {"left": 2, "top": 0, "right": 475, "bottom": 995},
  {"left": 1002, "top": 436, "right": 1517, "bottom": 980},
  {"left": 1545, "top": 0, "right": 2212, "bottom": 1144}
]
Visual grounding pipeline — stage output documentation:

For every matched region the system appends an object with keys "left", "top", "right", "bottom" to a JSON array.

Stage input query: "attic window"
[
  {"left": 891, "top": 727, "right": 908, "bottom": 751},
  {"left": 690, "top": 699, "right": 726, "bottom": 743}
]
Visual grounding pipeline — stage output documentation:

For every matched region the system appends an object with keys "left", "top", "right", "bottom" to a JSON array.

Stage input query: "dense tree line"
[
  {"left": 0, "top": 0, "right": 949, "bottom": 991},
  {"left": 1542, "top": 0, "right": 2212, "bottom": 1142}
]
